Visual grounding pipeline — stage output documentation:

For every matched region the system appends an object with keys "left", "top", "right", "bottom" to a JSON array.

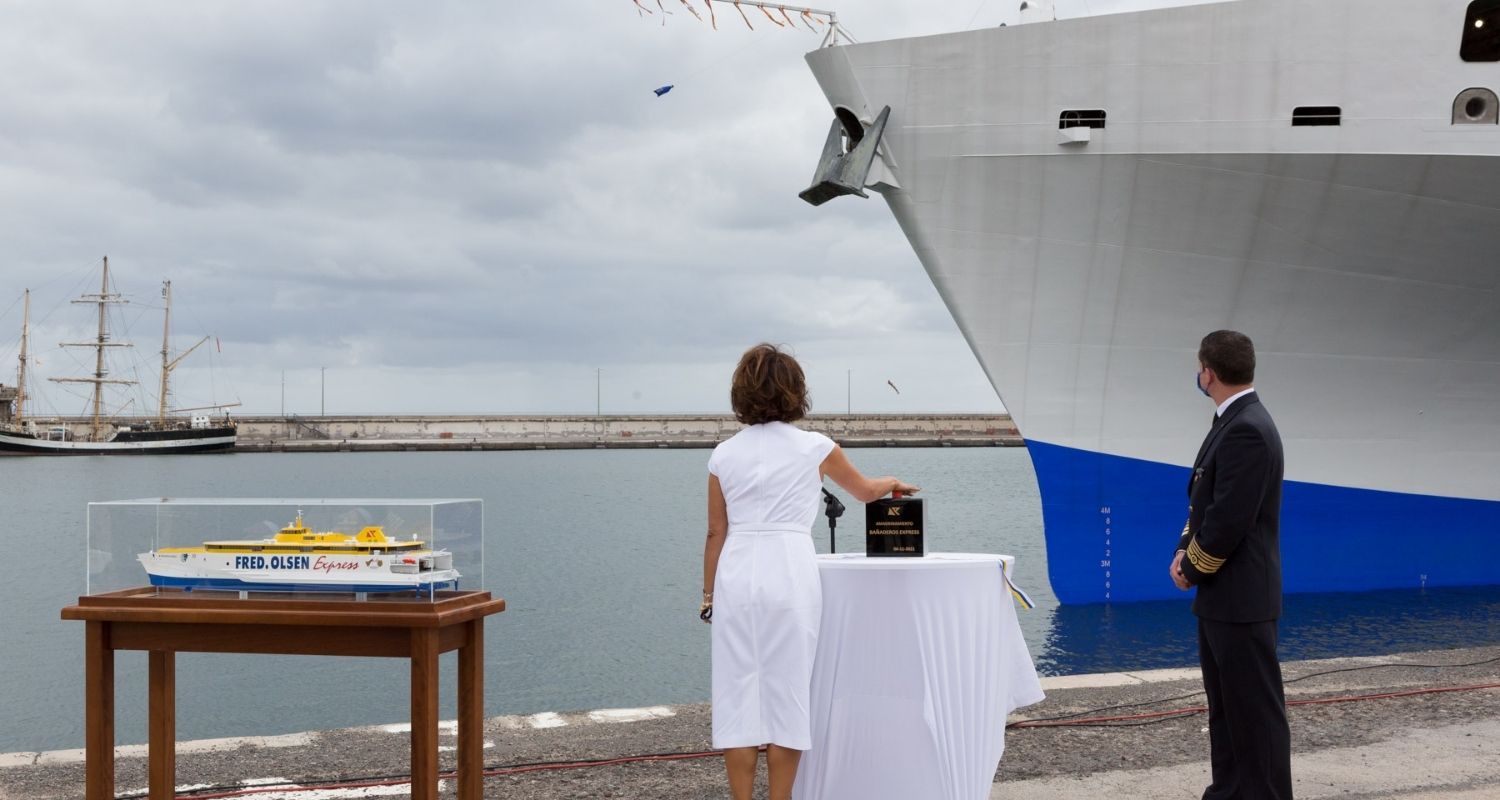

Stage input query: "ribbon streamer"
[{"left": 1001, "top": 561, "right": 1036, "bottom": 610}]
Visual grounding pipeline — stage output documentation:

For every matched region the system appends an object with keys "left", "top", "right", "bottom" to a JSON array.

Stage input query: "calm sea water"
[{"left": 1, "top": 448, "right": 1496, "bottom": 753}]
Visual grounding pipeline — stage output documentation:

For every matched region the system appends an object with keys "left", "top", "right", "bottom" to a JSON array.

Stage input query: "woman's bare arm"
[
  {"left": 819, "top": 445, "right": 919, "bottom": 503},
  {"left": 701, "top": 475, "right": 730, "bottom": 621}
]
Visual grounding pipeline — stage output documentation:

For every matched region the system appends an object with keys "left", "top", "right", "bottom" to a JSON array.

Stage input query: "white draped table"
[{"left": 792, "top": 553, "right": 1045, "bottom": 800}]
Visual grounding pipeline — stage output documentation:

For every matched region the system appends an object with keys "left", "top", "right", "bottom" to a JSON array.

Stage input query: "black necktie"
[{"left": 1193, "top": 413, "right": 1223, "bottom": 473}]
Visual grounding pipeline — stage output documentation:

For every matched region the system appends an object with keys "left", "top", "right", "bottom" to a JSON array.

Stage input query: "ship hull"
[
  {"left": 139, "top": 551, "right": 460, "bottom": 594},
  {"left": 0, "top": 426, "right": 236, "bottom": 455},
  {"left": 1032, "top": 441, "right": 1500, "bottom": 603},
  {"left": 806, "top": 0, "right": 1500, "bottom": 602},
  {"left": 144, "top": 575, "right": 460, "bottom": 594}
]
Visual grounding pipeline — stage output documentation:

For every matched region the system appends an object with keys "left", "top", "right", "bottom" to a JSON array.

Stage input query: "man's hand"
[{"left": 1170, "top": 550, "right": 1191, "bottom": 591}]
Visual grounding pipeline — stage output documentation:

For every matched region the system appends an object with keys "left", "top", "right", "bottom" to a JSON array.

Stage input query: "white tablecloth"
[{"left": 793, "top": 553, "right": 1045, "bottom": 800}]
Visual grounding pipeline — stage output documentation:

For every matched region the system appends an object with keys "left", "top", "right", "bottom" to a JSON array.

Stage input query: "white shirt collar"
[{"left": 1217, "top": 387, "right": 1256, "bottom": 418}]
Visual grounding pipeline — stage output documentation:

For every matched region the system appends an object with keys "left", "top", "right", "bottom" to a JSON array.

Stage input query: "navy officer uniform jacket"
[{"left": 1176, "top": 392, "right": 1285, "bottom": 623}]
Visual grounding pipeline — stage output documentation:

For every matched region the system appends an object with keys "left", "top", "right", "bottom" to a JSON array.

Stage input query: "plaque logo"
[{"left": 886, "top": 506, "right": 903, "bottom": 517}]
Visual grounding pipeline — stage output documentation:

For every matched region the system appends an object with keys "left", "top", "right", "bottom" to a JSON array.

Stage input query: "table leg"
[
  {"left": 410, "top": 627, "right": 440, "bottom": 800},
  {"left": 148, "top": 651, "right": 176, "bottom": 800},
  {"left": 458, "top": 618, "right": 484, "bottom": 800},
  {"left": 84, "top": 621, "right": 114, "bottom": 800}
]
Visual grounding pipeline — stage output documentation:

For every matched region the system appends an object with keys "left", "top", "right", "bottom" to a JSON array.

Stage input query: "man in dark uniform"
[{"left": 1171, "top": 330, "right": 1293, "bottom": 800}]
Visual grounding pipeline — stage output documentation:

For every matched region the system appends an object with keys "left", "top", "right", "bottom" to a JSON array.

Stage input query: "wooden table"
[{"left": 61, "top": 588, "right": 506, "bottom": 800}]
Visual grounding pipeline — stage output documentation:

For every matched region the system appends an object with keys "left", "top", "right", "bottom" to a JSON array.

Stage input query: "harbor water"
[{"left": 2, "top": 448, "right": 1497, "bottom": 753}]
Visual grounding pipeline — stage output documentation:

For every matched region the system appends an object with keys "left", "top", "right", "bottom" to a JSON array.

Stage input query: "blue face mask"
[{"left": 1195, "top": 369, "right": 1212, "bottom": 398}]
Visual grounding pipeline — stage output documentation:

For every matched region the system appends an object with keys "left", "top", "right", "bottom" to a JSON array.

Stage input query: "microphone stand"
[{"left": 821, "top": 488, "right": 845, "bottom": 553}]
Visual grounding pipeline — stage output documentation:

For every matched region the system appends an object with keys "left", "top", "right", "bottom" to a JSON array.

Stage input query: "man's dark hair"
[
  {"left": 730, "top": 343, "right": 810, "bottom": 425},
  {"left": 1199, "top": 330, "right": 1256, "bottom": 386}
]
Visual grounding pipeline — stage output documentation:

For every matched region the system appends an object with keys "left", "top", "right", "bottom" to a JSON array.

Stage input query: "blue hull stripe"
[
  {"left": 147, "top": 575, "right": 458, "bottom": 594},
  {"left": 1027, "top": 440, "right": 1500, "bottom": 604}
]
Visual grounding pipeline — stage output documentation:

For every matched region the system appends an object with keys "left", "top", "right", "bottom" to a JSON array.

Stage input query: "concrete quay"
[
  {"left": 2, "top": 645, "right": 1495, "bottom": 799},
  {"left": 230, "top": 413, "right": 1023, "bottom": 452}
]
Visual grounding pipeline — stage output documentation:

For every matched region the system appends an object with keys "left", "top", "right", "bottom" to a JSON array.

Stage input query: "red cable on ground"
[
  {"left": 172, "top": 685, "right": 1500, "bottom": 798},
  {"left": 1010, "top": 704, "right": 1208, "bottom": 727},
  {"left": 1288, "top": 681, "right": 1500, "bottom": 708},
  {"left": 484, "top": 749, "right": 726, "bottom": 777},
  {"left": 1008, "top": 681, "right": 1500, "bottom": 729},
  {"left": 185, "top": 777, "right": 413, "bottom": 799},
  {"left": 181, "top": 748, "right": 739, "bottom": 798}
]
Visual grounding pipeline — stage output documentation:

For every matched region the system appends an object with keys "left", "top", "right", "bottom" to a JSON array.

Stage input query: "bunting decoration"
[{"left": 626, "top": 1, "right": 849, "bottom": 44}]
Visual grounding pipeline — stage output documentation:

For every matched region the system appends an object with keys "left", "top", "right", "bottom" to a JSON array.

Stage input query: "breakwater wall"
[{"left": 228, "top": 414, "right": 1022, "bottom": 452}]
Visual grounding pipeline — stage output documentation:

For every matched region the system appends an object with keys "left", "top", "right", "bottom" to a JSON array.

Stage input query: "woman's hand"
[
  {"left": 699, "top": 592, "right": 713, "bottom": 623},
  {"left": 890, "top": 479, "right": 921, "bottom": 496}
]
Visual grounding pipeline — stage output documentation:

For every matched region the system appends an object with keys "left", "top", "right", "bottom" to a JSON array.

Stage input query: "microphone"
[{"left": 821, "top": 488, "right": 845, "bottom": 553}]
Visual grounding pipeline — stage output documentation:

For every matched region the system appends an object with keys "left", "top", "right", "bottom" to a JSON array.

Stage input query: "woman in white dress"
[{"left": 701, "top": 343, "right": 918, "bottom": 800}]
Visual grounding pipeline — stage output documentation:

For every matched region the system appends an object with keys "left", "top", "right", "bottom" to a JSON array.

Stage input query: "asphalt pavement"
[{"left": 2, "top": 645, "right": 1496, "bottom": 799}]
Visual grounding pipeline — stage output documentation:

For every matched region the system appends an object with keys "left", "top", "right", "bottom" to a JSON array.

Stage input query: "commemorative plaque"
[{"left": 865, "top": 492, "right": 925, "bottom": 557}]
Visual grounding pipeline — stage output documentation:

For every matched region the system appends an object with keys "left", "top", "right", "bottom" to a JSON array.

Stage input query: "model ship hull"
[
  {"left": 805, "top": 0, "right": 1500, "bottom": 602},
  {"left": 0, "top": 425, "right": 236, "bottom": 455},
  {"left": 139, "top": 550, "right": 460, "bottom": 594}
]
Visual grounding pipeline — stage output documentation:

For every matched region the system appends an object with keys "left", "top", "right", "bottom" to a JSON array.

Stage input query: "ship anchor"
[{"left": 798, "top": 105, "right": 892, "bottom": 206}]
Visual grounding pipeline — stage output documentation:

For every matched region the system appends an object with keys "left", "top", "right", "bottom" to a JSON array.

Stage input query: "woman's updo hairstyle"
[{"left": 730, "top": 343, "right": 810, "bottom": 425}]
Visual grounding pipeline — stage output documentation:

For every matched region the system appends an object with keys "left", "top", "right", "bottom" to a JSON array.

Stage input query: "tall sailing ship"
[
  {"left": 802, "top": 0, "right": 1500, "bottom": 602},
  {"left": 0, "top": 257, "right": 236, "bottom": 455}
]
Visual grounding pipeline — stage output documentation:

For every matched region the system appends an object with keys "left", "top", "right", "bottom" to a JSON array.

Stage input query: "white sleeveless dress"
[{"left": 708, "top": 421, "right": 835, "bottom": 750}]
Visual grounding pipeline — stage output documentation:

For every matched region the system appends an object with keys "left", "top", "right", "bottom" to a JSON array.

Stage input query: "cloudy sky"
[{"left": 0, "top": 0, "right": 1196, "bottom": 418}]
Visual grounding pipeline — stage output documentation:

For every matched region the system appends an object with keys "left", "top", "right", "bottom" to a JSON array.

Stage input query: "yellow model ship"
[{"left": 137, "top": 513, "right": 459, "bottom": 593}]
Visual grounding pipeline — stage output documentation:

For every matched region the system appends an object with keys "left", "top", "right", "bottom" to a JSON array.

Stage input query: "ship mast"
[
  {"left": 15, "top": 289, "right": 29, "bottom": 424},
  {"left": 53, "top": 256, "right": 134, "bottom": 442},
  {"left": 156, "top": 279, "right": 210, "bottom": 425},
  {"left": 159, "top": 280, "right": 171, "bottom": 423}
]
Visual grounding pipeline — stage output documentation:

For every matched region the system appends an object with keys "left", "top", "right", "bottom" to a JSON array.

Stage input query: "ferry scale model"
[{"left": 137, "top": 512, "right": 460, "bottom": 595}]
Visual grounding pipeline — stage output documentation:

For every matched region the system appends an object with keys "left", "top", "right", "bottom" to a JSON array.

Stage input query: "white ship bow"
[{"left": 805, "top": 0, "right": 1500, "bottom": 602}]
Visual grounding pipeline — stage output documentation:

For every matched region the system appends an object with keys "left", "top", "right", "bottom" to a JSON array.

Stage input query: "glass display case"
[{"left": 86, "top": 498, "right": 483, "bottom": 601}]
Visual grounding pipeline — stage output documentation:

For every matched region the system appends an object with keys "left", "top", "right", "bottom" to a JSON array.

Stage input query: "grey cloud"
[{"left": 0, "top": 0, "right": 1066, "bottom": 415}]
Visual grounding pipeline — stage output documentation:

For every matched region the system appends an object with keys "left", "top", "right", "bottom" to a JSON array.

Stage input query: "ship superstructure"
[{"left": 804, "top": 0, "right": 1500, "bottom": 601}]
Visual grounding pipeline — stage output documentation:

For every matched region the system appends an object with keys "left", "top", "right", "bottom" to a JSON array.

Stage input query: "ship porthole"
[
  {"left": 1462, "top": 1, "right": 1500, "bottom": 61},
  {"left": 1453, "top": 88, "right": 1499, "bottom": 124}
]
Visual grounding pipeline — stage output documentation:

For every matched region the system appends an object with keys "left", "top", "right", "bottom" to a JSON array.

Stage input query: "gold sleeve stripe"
[
  {"left": 1187, "top": 538, "right": 1226, "bottom": 574},
  {"left": 1188, "top": 539, "right": 1225, "bottom": 568}
]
